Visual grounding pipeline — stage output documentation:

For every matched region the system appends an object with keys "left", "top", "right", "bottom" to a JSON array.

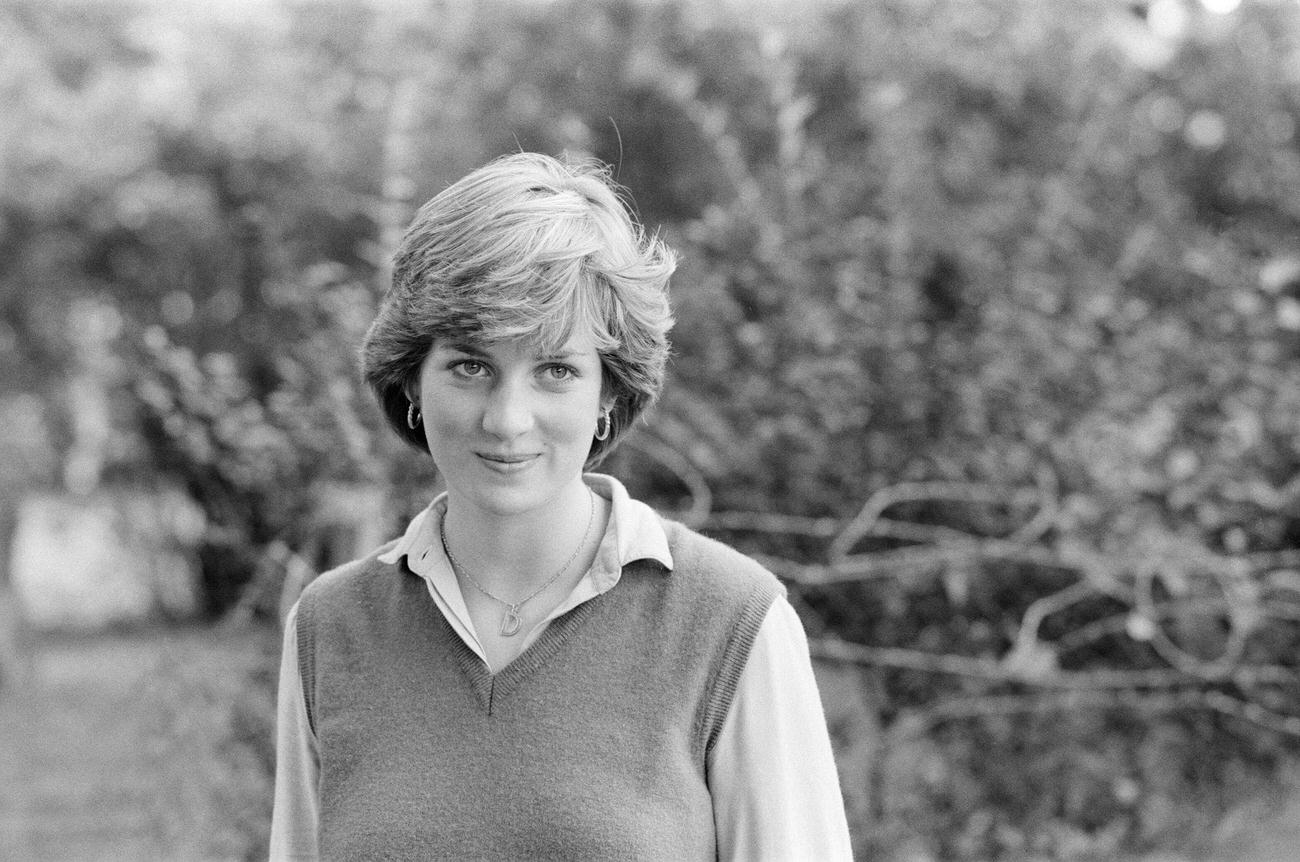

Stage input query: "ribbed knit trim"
[
  {"left": 445, "top": 583, "right": 608, "bottom": 715},
  {"left": 296, "top": 540, "right": 400, "bottom": 737},
  {"left": 295, "top": 591, "right": 318, "bottom": 737},
  {"left": 694, "top": 578, "right": 783, "bottom": 762}
]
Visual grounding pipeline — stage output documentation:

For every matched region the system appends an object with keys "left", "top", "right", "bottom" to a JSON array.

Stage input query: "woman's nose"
[{"left": 481, "top": 378, "right": 535, "bottom": 438}]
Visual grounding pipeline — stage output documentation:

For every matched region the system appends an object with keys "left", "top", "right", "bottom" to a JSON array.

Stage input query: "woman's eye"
[
  {"left": 452, "top": 360, "right": 487, "bottom": 377},
  {"left": 544, "top": 364, "right": 575, "bottom": 381}
]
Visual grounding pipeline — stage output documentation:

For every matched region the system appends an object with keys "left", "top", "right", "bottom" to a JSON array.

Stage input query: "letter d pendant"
[{"left": 500, "top": 606, "right": 523, "bottom": 637}]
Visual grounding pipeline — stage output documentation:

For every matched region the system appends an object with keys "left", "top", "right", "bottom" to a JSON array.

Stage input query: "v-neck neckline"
[{"left": 440, "top": 591, "right": 606, "bottom": 715}]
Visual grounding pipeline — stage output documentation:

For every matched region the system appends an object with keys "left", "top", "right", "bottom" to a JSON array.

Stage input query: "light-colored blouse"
[{"left": 270, "top": 474, "right": 854, "bottom": 861}]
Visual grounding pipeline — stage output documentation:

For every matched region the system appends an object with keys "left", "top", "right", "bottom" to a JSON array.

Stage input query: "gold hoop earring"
[
  {"left": 407, "top": 402, "right": 421, "bottom": 430},
  {"left": 594, "top": 409, "right": 611, "bottom": 441}
]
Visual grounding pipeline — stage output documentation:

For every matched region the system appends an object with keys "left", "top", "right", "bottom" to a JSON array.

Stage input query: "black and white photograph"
[{"left": 2, "top": 0, "right": 1300, "bottom": 859}]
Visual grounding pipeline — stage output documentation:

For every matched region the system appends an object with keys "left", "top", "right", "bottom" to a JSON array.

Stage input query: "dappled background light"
[{"left": 4, "top": 0, "right": 1300, "bottom": 859}]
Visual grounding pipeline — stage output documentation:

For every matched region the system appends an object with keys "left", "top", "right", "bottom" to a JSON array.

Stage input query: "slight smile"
[{"left": 476, "top": 452, "right": 540, "bottom": 473}]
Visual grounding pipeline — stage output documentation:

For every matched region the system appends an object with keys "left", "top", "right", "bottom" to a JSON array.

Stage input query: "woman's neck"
[{"left": 440, "top": 479, "right": 597, "bottom": 597}]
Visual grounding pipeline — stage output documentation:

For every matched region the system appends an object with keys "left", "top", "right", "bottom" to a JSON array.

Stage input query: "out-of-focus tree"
[
  {"left": 597, "top": 1, "right": 1300, "bottom": 857},
  {"left": 1, "top": 0, "right": 409, "bottom": 609}
]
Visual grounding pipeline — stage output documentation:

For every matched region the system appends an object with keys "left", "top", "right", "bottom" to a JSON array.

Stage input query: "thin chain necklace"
[{"left": 440, "top": 488, "right": 596, "bottom": 637}]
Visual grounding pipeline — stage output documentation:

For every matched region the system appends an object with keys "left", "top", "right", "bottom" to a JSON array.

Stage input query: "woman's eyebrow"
[{"left": 441, "top": 340, "right": 488, "bottom": 356}]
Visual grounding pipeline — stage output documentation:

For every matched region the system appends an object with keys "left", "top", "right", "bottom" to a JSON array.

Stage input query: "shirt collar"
[{"left": 376, "top": 473, "right": 674, "bottom": 583}]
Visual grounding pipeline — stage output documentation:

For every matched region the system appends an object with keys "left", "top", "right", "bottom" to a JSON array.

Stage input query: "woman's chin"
[{"left": 448, "top": 470, "right": 591, "bottom": 521}]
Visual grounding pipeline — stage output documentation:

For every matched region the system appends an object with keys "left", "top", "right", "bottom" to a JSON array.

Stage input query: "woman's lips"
[{"left": 476, "top": 452, "right": 539, "bottom": 473}]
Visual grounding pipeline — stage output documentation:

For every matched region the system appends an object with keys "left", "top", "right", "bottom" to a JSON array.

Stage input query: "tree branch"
[
  {"left": 828, "top": 480, "right": 1043, "bottom": 561},
  {"left": 1009, "top": 580, "right": 1094, "bottom": 665},
  {"left": 890, "top": 688, "right": 1300, "bottom": 739},
  {"left": 811, "top": 636, "right": 1295, "bottom": 688},
  {"left": 703, "top": 510, "right": 841, "bottom": 537},
  {"left": 754, "top": 539, "right": 1073, "bottom": 587},
  {"left": 627, "top": 435, "right": 713, "bottom": 528}
]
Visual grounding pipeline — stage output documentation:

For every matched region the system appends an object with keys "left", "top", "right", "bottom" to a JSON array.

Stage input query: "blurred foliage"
[{"left": 5, "top": 0, "right": 1300, "bottom": 857}]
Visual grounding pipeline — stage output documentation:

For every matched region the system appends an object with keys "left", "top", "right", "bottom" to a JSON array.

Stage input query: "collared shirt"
[{"left": 270, "top": 474, "right": 854, "bottom": 861}]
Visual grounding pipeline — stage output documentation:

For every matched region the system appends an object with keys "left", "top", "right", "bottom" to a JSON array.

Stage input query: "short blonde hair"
[{"left": 362, "top": 153, "right": 676, "bottom": 466}]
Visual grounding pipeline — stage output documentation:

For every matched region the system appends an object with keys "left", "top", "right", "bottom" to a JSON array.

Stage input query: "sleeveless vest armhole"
[
  {"left": 295, "top": 592, "right": 319, "bottom": 737},
  {"left": 696, "top": 578, "right": 784, "bottom": 761}
]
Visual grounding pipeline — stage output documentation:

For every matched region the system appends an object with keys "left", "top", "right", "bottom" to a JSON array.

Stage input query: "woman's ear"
[
  {"left": 598, "top": 372, "right": 616, "bottom": 415},
  {"left": 403, "top": 365, "right": 424, "bottom": 406}
]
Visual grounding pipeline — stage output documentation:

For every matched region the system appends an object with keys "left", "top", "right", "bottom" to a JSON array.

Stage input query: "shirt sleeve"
[
  {"left": 269, "top": 601, "right": 321, "bottom": 861},
  {"left": 708, "top": 595, "right": 855, "bottom": 861}
]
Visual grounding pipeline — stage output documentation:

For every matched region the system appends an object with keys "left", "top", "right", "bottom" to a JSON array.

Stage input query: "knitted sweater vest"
[{"left": 295, "top": 519, "right": 785, "bottom": 861}]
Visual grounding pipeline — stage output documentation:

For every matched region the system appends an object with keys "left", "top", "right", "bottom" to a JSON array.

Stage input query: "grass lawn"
[{"left": 0, "top": 623, "right": 278, "bottom": 861}]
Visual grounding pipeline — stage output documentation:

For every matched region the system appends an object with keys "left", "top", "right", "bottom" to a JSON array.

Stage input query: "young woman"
[{"left": 270, "top": 153, "right": 853, "bottom": 860}]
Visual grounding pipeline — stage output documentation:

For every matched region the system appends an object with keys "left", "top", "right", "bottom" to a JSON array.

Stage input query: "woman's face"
[{"left": 416, "top": 332, "right": 609, "bottom": 519}]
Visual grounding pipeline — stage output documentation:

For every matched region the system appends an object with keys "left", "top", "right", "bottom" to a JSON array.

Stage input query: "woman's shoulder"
[
  {"left": 299, "top": 539, "right": 403, "bottom": 606},
  {"left": 657, "top": 518, "right": 786, "bottom": 600}
]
